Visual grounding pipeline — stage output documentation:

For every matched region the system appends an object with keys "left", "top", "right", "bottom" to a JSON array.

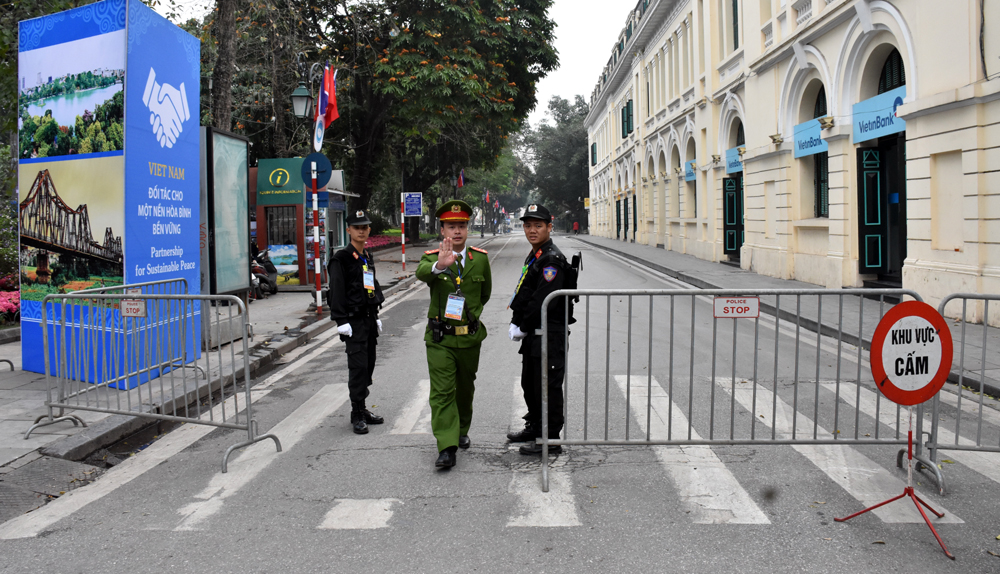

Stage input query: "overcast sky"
[{"left": 157, "top": 0, "right": 630, "bottom": 127}]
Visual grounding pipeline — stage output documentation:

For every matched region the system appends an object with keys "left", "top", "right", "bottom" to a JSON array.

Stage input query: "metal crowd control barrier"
[
  {"left": 538, "top": 288, "right": 928, "bottom": 492},
  {"left": 24, "top": 280, "right": 280, "bottom": 472},
  {"left": 925, "top": 294, "right": 1000, "bottom": 480}
]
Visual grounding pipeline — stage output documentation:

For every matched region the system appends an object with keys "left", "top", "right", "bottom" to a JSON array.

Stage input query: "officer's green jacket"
[{"left": 416, "top": 246, "right": 492, "bottom": 348}]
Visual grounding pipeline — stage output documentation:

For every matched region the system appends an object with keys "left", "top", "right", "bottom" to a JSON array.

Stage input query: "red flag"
[
  {"left": 485, "top": 189, "right": 489, "bottom": 202},
  {"left": 322, "top": 66, "right": 339, "bottom": 127},
  {"left": 457, "top": 169, "right": 465, "bottom": 188}
]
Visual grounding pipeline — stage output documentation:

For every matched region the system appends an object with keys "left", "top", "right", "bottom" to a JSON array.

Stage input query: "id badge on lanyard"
[
  {"left": 444, "top": 294, "right": 466, "bottom": 320},
  {"left": 362, "top": 265, "right": 375, "bottom": 291}
]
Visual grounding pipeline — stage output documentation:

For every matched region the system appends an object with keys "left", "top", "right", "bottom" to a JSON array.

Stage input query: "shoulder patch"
[
  {"left": 470, "top": 246, "right": 488, "bottom": 254},
  {"left": 352, "top": 252, "right": 359, "bottom": 259},
  {"left": 424, "top": 249, "right": 440, "bottom": 255},
  {"left": 542, "top": 266, "right": 558, "bottom": 282}
]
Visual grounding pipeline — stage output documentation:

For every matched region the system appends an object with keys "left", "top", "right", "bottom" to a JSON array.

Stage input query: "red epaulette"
[
  {"left": 352, "top": 252, "right": 359, "bottom": 259},
  {"left": 424, "top": 249, "right": 440, "bottom": 255},
  {"left": 470, "top": 246, "right": 488, "bottom": 254}
]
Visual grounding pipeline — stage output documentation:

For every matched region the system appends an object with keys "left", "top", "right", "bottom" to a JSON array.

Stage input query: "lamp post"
[{"left": 291, "top": 53, "right": 326, "bottom": 314}]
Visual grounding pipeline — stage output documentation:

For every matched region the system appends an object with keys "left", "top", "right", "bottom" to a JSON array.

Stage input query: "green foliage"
[
  {"left": 19, "top": 90, "right": 124, "bottom": 158},
  {"left": 0, "top": 201, "right": 16, "bottom": 277},
  {"left": 528, "top": 95, "right": 589, "bottom": 226}
]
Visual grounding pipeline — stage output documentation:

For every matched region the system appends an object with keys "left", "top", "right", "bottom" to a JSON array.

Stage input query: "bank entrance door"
[
  {"left": 615, "top": 199, "right": 621, "bottom": 239},
  {"left": 722, "top": 172, "right": 744, "bottom": 260},
  {"left": 622, "top": 196, "right": 629, "bottom": 240},
  {"left": 856, "top": 133, "right": 906, "bottom": 281}
]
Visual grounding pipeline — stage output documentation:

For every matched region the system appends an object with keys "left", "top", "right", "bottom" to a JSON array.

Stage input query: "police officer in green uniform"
[
  {"left": 416, "top": 199, "right": 492, "bottom": 468},
  {"left": 328, "top": 209, "right": 386, "bottom": 434},
  {"left": 507, "top": 204, "right": 573, "bottom": 455}
]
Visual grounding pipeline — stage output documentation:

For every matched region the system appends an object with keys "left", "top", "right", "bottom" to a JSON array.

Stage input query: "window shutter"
[
  {"left": 732, "top": 0, "right": 739, "bottom": 51},
  {"left": 815, "top": 152, "right": 829, "bottom": 218}
]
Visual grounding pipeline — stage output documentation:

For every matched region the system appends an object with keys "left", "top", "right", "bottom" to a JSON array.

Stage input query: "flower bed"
[
  {"left": 365, "top": 235, "right": 402, "bottom": 251},
  {"left": 0, "top": 290, "right": 19, "bottom": 326}
]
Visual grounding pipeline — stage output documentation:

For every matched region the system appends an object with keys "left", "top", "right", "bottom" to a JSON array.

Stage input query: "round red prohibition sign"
[{"left": 870, "top": 301, "right": 953, "bottom": 406}]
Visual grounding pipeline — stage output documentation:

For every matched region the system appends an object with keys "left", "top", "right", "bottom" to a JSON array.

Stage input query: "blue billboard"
[
  {"left": 725, "top": 147, "right": 742, "bottom": 174},
  {"left": 793, "top": 118, "right": 829, "bottom": 159}
]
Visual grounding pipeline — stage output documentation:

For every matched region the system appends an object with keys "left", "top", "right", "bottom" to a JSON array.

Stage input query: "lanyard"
[{"left": 508, "top": 255, "right": 536, "bottom": 308}]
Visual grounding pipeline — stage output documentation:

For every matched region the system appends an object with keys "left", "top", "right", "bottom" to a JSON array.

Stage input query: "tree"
[
  {"left": 305, "top": 0, "right": 557, "bottom": 211},
  {"left": 529, "top": 95, "right": 589, "bottom": 227}
]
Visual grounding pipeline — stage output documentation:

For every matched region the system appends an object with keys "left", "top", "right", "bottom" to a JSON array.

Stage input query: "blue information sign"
[
  {"left": 793, "top": 118, "right": 829, "bottom": 158},
  {"left": 404, "top": 192, "right": 423, "bottom": 216},
  {"left": 301, "top": 152, "right": 333, "bottom": 189},
  {"left": 684, "top": 160, "right": 697, "bottom": 182},
  {"left": 853, "top": 86, "right": 906, "bottom": 144},
  {"left": 725, "top": 147, "right": 743, "bottom": 174}
]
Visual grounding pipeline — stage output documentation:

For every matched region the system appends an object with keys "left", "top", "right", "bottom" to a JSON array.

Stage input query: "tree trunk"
[
  {"left": 268, "top": 19, "right": 288, "bottom": 157},
  {"left": 211, "top": 0, "right": 237, "bottom": 131}
]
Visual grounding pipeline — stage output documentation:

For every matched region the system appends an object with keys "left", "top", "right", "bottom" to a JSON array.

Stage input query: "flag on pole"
[
  {"left": 457, "top": 169, "right": 465, "bottom": 188},
  {"left": 485, "top": 189, "right": 489, "bottom": 202},
  {"left": 313, "top": 63, "right": 339, "bottom": 152}
]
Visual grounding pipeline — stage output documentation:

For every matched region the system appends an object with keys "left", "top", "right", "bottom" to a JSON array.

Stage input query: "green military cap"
[{"left": 436, "top": 199, "right": 473, "bottom": 222}]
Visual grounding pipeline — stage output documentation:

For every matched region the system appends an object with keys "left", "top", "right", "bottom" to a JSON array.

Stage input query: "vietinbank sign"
[
  {"left": 853, "top": 86, "right": 906, "bottom": 144},
  {"left": 793, "top": 118, "right": 828, "bottom": 159}
]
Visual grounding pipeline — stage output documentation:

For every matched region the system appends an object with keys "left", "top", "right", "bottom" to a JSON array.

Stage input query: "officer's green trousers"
[{"left": 426, "top": 341, "right": 481, "bottom": 452}]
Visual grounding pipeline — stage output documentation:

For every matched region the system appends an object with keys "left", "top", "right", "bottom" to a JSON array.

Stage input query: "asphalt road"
[{"left": 2, "top": 233, "right": 1000, "bottom": 573}]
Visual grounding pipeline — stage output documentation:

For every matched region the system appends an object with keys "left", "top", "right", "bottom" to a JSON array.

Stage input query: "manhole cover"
[
  {"left": 0, "top": 482, "right": 47, "bottom": 523},
  {"left": 1, "top": 457, "right": 101, "bottom": 497}
]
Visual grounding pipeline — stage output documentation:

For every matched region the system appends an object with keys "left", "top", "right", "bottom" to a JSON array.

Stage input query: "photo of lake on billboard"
[{"left": 18, "top": 29, "right": 124, "bottom": 160}]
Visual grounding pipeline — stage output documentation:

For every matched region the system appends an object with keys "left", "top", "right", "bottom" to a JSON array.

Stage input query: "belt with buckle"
[{"left": 429, "top": 319, "right": 477, "bottom": 336}]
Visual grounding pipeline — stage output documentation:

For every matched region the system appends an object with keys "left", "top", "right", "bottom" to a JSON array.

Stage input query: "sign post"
[
  {"left": 834, "top": 301, "right": 954, "bottom": 560},
  {"left": 401, "top": 192, "right": 423, "bottom": 272},
  {"left": 301, "top": 153, "right": 332, "bottom": 315}
]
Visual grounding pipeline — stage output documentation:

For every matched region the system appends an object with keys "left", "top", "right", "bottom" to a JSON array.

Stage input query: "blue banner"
[
  {"left": 124, "top": 1, "right": 201, "bottom": 292},
  {"left": 793, "top": 118, "right": 829, "bottom": 158},
  {"left": 853, "top": 86, "right": 906, "bottom": 144},
  {"left": 725, "top": 147, "right": 742, "bottom": 174},
  {"left": 684, "top": 160, "right": 697, "bottom": 182}
]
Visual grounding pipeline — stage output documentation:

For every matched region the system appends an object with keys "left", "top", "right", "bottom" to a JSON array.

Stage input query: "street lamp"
[{"left": 290, "top": 81, "right": 313, "bottom": 119}]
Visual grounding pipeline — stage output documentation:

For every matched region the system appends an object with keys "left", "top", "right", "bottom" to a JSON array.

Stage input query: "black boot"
[
  {"left": 519, "top": 438, "right": 562, "bottom": 455},
  {"left": 362, "top": 407, "right": 384, "bottom": 425},
  {"left": 350, "top": 402, "right": 369, "bottom": 434},
  {"left": 506, "top": 422, "right": 539, "bottom": 442}
]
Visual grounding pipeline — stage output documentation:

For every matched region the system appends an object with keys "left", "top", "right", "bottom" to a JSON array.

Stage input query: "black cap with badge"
[
  {"left": 345, "top": 209, "right": 372, "bottom": 226},
  {"left": 519, "top": 204, "right": 552, "bottom": 222}
]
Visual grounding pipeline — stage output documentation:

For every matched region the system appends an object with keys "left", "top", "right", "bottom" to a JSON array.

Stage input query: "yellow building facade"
[{"left": 586, "top": 0, "right": 1000, "bottom": 321}]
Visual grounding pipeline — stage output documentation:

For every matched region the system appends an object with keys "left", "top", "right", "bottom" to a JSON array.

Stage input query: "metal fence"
[
  {"left": 924, "top": 294, "right": 1000, "bottom": 477},
  {"left": 537, "top": 288, "right": 930, "bottom": 492},
  {"left": 25, "top": 280, "right": 280, "bottom": 472}
]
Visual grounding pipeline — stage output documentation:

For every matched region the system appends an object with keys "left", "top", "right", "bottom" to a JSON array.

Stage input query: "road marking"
[
  {"left": 174, "top": 384, "right": 349, "bottom": 531},
  {"left": 935, "top": 388, "right": 1000, "bottom": 428},
  {"left": 825, "top": 382, "right": 1000, "bottom": 487},
  {"left": 506, "top": 377, "right": 580, "bottom": 527},
  {"left": 721, "top": 380, "right": 961, "bottom": 523},
  {"left": 614, "top": 375, "right": 769, "bottom": 524},
  {"left": 0, "top": 390, "right": 269, "bottom": 539},
  {"left": 390, "top": 379, "right": 431, "bottom": 435},
  {"left": 318, "top": 499, "right": 401, "bottom": 529}
]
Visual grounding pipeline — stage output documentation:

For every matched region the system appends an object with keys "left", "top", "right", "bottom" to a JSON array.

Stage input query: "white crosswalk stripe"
[
  {"left": 318, "top": 499, "right": 402, "bottom": 529},
  {"left": 719, "top": 379, "right": 962, "bottom": 524},
  {"left": 507, "top": 378, "right": 581, "bottom": 527},
  {"left": 824, "top": 382, "right": 1000, "bottom": 487},
  {"left": 389, "top": 379, "right": 432, "bottom": 435},
  {"left": 614, "top": 375, "right": 770, "bottom": 524},
  {"left": 174, "top": 384, "right": 350, "bottom": 531}
]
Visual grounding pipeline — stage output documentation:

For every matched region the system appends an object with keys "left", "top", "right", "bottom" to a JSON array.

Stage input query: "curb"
[
  {"left": 0, "top": 327, "right": 20, "bottom": 345},
  {"left": 38, "top": 274, "right": 420, "bottom": 462},
  {"left": 577, "top": 237, "right": 1000, "bottom": 400}
]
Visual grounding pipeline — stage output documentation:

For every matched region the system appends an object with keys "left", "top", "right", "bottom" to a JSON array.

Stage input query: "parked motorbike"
[
  {"left": 251, "top": 257, "right": 276, "bottom": 296},
  {"left": 257, "top": 250, "right": 279, "bottom": 293}
]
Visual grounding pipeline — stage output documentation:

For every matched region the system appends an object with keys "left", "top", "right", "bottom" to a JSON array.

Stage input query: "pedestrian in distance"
[
  {"left": 416, "top": 200, "right": 492, "bottom": 468},
  {"left": 327, "top": 210, "right": 386, "bottom": 434},
  {"left": 508, "top": 204, "right": 579, "bottom": 455},
  {"left": 572, "top": 221, "right": 579, "bottom": 235}
]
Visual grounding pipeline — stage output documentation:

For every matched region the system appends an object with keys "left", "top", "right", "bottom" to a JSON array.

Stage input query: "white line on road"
[
  {"left": 0, "top": 390, "right": 270, "bottom": 540},
  {"left": 318, "top": 498, "right": 401, "bottom": 529},
  {"left": 390, "top": 379, "right": 431, "bottom": 435},
  {"left": 825, "top": 382, "right": 1000, "bottom": 487},
  {"left": 721, "top": 380, "right": 961, "bottom": 523},
  {"left": 506, "top": 378, "right": 581, "bottom": 527},
  {"left": 614, "top": 375, "right": 770, "bottom": 524},
  {"left": 174, "top": 384, "right": 350, "bottom": 531}
]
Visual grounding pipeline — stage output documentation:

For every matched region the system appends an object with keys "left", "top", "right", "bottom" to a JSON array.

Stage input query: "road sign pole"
[
  {"left": 312, "top": 162, "right": 321, "bottom": 315},
  {"left": 400, "top": 194, "right": 406, "bottom": 272}
]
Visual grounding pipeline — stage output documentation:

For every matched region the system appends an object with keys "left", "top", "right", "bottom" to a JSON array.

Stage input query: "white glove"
[
  {"left": 376, "top": 319, "right": 383, "bottom": 334},
  {"left": 509, "top": 323, "right": 526, "bottom": 341},
  {"left": 337, "top": 323, "right": 353, "bottom": 337}
]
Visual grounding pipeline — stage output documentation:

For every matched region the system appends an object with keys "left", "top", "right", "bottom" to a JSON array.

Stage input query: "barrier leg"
[
  {"left": 24, "top": 407, "right": 87, "bottom": 439},
  {"left": 221, "top": 420, "right": 282, "bottom": 473}
]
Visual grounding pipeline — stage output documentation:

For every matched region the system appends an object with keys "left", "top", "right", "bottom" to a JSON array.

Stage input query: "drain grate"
[
  {"left": 0, "top": 482, "right": 47, "bottom": 524},
  {"left": 1, "top": 457, "right": 101, "bottom": 497}
]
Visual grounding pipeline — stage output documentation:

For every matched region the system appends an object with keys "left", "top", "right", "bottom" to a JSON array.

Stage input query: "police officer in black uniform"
[
  {"left": 507, "top": 204, "right": 572, "bottom": 455},
  {"left": 328, "top": 209, "right": 386, "bottom": 434}
]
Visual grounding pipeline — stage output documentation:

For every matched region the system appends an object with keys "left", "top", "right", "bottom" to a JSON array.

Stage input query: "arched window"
[
  {"left": 878, "top": 49, "right": 906, "bottom": 94},
  {"left": 735, "top": 122, "right": 745, "bottom": 147},
  {"left": 813, "top": 85, "right": 829, "bottom": 218}
]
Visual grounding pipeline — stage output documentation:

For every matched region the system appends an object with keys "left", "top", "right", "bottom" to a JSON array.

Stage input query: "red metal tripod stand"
[{"left": 834, "top": 406, "right": 954, "bottom": 560}]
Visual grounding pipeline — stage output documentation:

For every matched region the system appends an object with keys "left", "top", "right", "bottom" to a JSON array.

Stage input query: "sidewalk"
[
  {"left": 575, "top": 234, "right": 1000, "bottom": 397},
  {"left": 0, "top": 256, "right": 418, "bottom": 471}
]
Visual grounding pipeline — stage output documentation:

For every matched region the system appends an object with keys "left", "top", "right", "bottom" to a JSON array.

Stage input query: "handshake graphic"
[{"left": 142, "top": 68, "right": 191, "bottom": 149}]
